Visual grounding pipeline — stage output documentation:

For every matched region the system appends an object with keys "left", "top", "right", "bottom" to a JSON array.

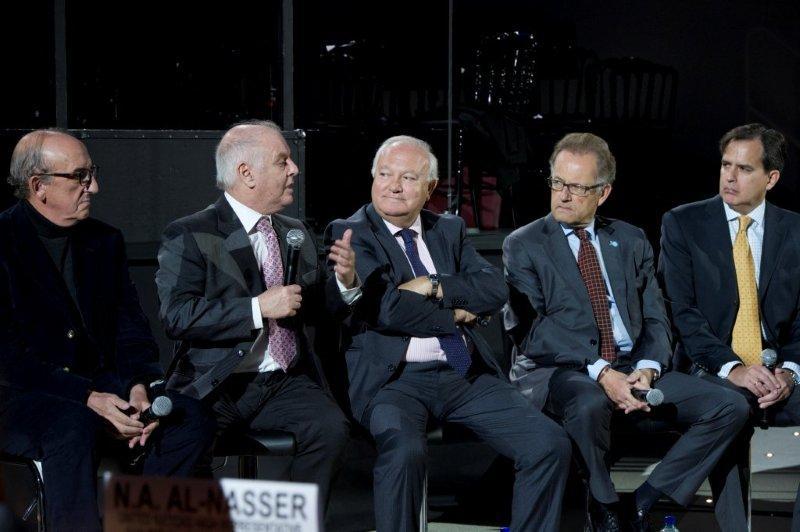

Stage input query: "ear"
[
  {"left": 596, "top": 184, "right": 612, "bottom": 207},
  {"left": 29, "top": 176, "right": 47, "bottom": 201},
  {"left": 426, "top": 179, "right": 438, "bottom": 199},
  {"left": 238, "top": 162, "right": 256, "bottom": 189},
  {"left": 766, "top": 170, "right": 780, "bottom": 191}
]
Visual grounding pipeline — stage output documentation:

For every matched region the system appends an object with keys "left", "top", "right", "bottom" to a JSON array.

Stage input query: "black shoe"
[
  {"left": 588, "top": 501, "right": 621, "bottom": 532},
  {"left": 628, "top": 506, "right": 652, "bottom": 532}
]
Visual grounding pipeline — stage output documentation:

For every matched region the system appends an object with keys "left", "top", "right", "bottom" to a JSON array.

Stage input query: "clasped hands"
[
  {"left": 86, "top": 383, "right": 157, "bottom": 448},
  {"left": 598, "top": 367, "right": 658, "bottom": 414},
  {"left": 398, "top": 275, "right": 480, "bottom": 325},
  {"left": 728, "top": 364, "right": 794, "bottom": 408}
]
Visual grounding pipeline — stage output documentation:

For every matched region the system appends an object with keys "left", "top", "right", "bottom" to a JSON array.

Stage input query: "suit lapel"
[
  {"left": 216, "top": 196, "right": 265, "bottom": 297},
  {"left": 543, "top": 215, "right": 589, "bottom": 303},
  {"left": 759, "top": 202, "right": 786, "bottom": 300},
  {"left": 703, "top": 198, "right": 738, "bottom": 307},
  {"left": 596, "top": 219, "right": 633, "bottom": 335},
  {"left": 366, "top": 204, "right": 415, "bottom": 282},
  {"left": 420, "top": 211, "right": 452, "bottom": 275},
  {"left": 71, "top": 225, "right": 97, "bottom": 330}
]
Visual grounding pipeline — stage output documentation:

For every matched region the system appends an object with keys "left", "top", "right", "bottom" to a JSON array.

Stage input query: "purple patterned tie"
[{"left": 256, "top": 217, "right": 296, "bottom": 371}]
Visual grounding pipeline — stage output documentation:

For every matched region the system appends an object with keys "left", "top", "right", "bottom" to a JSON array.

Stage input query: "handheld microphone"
[
  {"left": 284, "top": 229, "right": 305, "bottom": 285},
  {"left": 138, "top": 395, "right": 173, "bottom": 425},
  {"left": 631, "top": 387, "right": 664, "bottom": 406},
  {"left": 760, "top": 348, "right": 778, "bottom": 429}
]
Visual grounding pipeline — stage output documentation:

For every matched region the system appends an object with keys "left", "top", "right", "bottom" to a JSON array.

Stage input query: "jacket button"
[
  {"left": 433, "top": 326, "right": 442, "bottom": 332},
  {"left": 590, "top": 339, "right": 597, "bottom": 346},
  {"left": 402, "top": 336, "right": 410, "bottom": 341},
  {"left": 66, "top": 329, "right": 76, "bottom": 339},
  {"left": 388, "top": 364, "right": 396, "bottom": 372},
  {"left": 237, "top": 349, "right": 246, "bottom": 357},
  {"left": 62, "top": 366, "right": 70, "bottom": 372},
  {"left": 211, "top": 379, "right": 220, "bottom": 386}
]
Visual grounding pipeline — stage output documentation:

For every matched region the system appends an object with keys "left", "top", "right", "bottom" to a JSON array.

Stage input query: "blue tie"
[{"left": 398, "top": 228, "right": 471, "bottom": 376}]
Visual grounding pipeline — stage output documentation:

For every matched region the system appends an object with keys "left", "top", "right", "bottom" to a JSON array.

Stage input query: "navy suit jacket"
[
  {"left": 658, "top": 196, "right": 800, "bottom": 373},
  {"left": 325, "top": 204, "right": 508, "bottom": 423},
  {"left": 156, "top": 196, "right": 349, "bottom": 399},
  {"left": 504, "top": 214, "right": 672, "bottom": 408},
  {"left": 0, "top": 202, "right": 161, "bottom": 403}
]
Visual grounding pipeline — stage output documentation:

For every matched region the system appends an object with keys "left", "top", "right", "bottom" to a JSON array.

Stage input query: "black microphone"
[
  {"left": 631, "top": 387, "right": 664, "bottom": 406},
  {"left": 138, "top": 395, "right": 173, "bottom": 425},
  {"left": 284, "top": 229, "right": 305, "bottom": 285},
  {"left": 760, "top": 348, "right": 778, "bottom": 429}
]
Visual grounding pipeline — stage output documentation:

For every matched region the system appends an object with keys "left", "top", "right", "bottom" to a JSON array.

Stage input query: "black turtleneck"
[{"left": 21, "top": 200, "right": 78, "bottom": 303}]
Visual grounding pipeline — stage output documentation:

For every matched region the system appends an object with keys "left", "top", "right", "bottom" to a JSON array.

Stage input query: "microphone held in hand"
[
  {"left": 284, "top": 229, "right": 305, "bottom": 286},
  {"left": 760, "top": 348, "right": 778, "bottom": 428},
  {"left": 631, "top": 387, "right": 664, "bottom": 406},
  {"left": 138, "top": 395, "right": 173, "bottom": 425}
]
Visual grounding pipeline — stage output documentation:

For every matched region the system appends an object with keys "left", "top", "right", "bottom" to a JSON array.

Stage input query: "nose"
[
  {"left": 286, "top": 157, "right": 299, "bottom": 177},
  {"left": 387, "top": 174, "right": 403, "bottom": 192},
  {"left": 87, "top": 176, "right": 100, "bottom": 194},
  {"left": 558, "top": 186, "right": 572, "bottom": 201}
]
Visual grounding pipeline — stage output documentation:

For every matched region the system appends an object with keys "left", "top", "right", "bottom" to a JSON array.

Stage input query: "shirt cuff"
[
  {"left": 336, "top": 274, "right": 362, "bottom": 305},
  {"left": 782, "top": 361, "right": 800, "bottom": 375},
  {"left": 588, "top": 359, "right": 611, "bottom": 381},
  {"left": 635, "top": 360, "right": 661, "bottom": 378},
  {"left": 251, "top": 297, "right": 264, "bottom": 329},
  {"left": 718, "top": 361, "right": 742, "bottom": 379}
]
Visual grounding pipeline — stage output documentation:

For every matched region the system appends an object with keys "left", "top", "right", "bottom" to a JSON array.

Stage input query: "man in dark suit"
[
  {"left": 325, "top": 135, "right": 571, "bottom": 532},
  {"left": 504, "top": 132, "right": 750, "bottom": 531},
  {"left": 0, "top": 129, "right": 212, "bottom": 531},
  {"left": 155, "top": 120, "right": 355, "bottom": 520},
  {"left": 658, "top": 123, "right": 800, "bottom": 530}
]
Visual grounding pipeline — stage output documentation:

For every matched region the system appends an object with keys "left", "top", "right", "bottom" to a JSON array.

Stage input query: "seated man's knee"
[
  {"left": 369, "top": 404, "right": 427, "bottom": 468},
  {"left": 309, "top": 408, "right": 350, "bottom": 451},
  {"left": 567, "top": 395, "right": 612, "bottom": 427},
  {"left": 46, "top": 404, "right": 100, "bottom": 455}
]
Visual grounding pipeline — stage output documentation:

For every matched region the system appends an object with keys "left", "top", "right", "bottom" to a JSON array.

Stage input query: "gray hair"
[
  {"left": 549, "top": 132, "right": 617, "bottom": 185},
  {"left": 7, "top": 128, "right": 73, "bottom": 199},
  {"left": 215, "top": 119, "right": 283, "bottom": 190},
  {"left": 371, "top": 135, "right": 438, "bottom": 182}
]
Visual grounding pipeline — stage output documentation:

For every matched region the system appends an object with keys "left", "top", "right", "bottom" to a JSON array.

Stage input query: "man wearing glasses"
[
  {"left": 503, "top": 132, "right": 749, "bottom": 531},
  {"left": 0, "top": 129, "right": 212, "bottom": 531}
]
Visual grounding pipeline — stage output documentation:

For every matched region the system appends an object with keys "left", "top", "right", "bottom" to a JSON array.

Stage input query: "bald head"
[
  {"left": 215, "top": 120, "right": 283, "bottom": 190},
  {"left": 8, "top": 129, "right": 87, "bottom": 199}
]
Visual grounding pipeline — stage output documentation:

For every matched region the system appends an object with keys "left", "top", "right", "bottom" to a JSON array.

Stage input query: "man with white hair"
[
  {"left": 156, "top": 120, "right": 357, "bottom": 520},
  {"left": 325, "top": 135, "right": 571, "bottom": 531}
]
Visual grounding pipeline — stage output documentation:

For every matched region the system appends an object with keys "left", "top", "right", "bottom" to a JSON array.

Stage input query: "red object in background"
[{"left": 426, "top": 168, "right": 502, "bottom": 230}]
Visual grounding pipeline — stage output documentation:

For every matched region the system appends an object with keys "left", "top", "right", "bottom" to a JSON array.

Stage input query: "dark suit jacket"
[
  {"left": 658, "top": 196, "right": 800, "bottom": 373},
  {"left": 504, "top": 214, "right": 672, "bottom": 408},
  {"left": 325, "top": 204, "right": 509, "bottom": 423},
  {"left": 0, "top": 202, "right": 161, "bottom": 403},
  {"left": 156, "top": 196, "right": 348, "bottom": 400}
]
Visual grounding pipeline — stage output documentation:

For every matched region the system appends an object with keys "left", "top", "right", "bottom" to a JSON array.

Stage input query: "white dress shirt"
[
  {"left": 224, "top": 192, "right": 361, "bottom": 372},
  {"left": 717, "top": 200, "right": 800, "bottom": 378},
  {"left": 561, "top": 221, "right": 662, "bottom": 380}
]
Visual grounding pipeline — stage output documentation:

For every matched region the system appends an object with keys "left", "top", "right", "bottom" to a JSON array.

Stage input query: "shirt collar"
[
  {"left": 224, "top": 192, "right": 271, "bottom": 233},
  {"left": 383, "top": 215, "right": 423, "bottom": 237},
  {"left": 561, "top": 219, "right": 596, "bottom": 240},
  {"left": 722, "top": 199, "right": 765, "bottom": 228}
]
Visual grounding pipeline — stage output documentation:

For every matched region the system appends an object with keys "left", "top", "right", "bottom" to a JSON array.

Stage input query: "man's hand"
[
  {"left": 598, "top": 368, "right": 650, "bottom": 414},
  {"left": 399, "top": 276, "right": 438, "bottom": 298},
  {"left": 328, "top": 229, "right": 357, "bottom": 288},
  {"left": 86, "top": 391, "right": 144, "bottom": 439},
  {"left": 127, "top": 384, "right": 159, "bottom": 448},
  {"left": 258, "top": 285, "right": 302, "bottom": 319},
  {"left": 627, "top": 368, "right": 656, "bottom": 390},
  {"left": 758, "top": 368, "right": 795, "bottom": 409},
  {"left": 454, "top": 309, "right": 478, "bottom": 325},
  {"left": 728, "top": 364, "right": 782, "bottom": 397}
]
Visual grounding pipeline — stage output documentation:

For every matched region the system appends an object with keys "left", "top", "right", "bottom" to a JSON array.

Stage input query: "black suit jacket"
[
  {"left": 156, "top": 196, "right": 348, "bottom": 399},
  {"left": 0, "top": 202, "right": 161, "bottom": 403},
  {"left": 504, "top": 214, "right": 672, "bottom": 408},
  {"left": 658, "top": 196, "right": 800, "bottom": 373},
  {"left": 325, "top": 204, "right": 509, "bottom": 423}
]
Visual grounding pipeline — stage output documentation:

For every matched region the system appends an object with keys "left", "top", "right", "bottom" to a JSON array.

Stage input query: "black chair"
[
  {"left": 0, "top": 452, "right": 46, "bottom": 531},
  {"left": 212, "top": 429, "right": 297, "bottom": 480}
]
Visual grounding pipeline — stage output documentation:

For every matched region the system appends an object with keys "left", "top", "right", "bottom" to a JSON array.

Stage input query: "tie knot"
[
  {"left": 574, "top": 228, "right": 590, "bottom": 242},
  {"left": 737, "top": 215, "right": 752, "bottom": 235},
  {"left": 256, "top": 216, "right": 272, "bottom": 233},
  {"left": 398, "top": 228, "right": 416, "bottom": 245}
]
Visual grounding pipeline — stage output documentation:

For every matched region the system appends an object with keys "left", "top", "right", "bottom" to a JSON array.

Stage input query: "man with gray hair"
[
  {"left": 504, "top": 132, "right": 750, "bottom": 531},
  {"left": 156, "top": 120, "right": 356, "bottom": 521},
  {"left": 0, "top": 129, "right": 211, "bottom": 530},
  {"left": 325, "top": 135, "right": 571, "bottom": 531}
]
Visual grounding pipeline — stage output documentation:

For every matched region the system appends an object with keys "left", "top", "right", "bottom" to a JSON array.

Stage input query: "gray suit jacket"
[
  {"left": 156, "top": 196, "right": 349, "bottom": 399},
  {"left": 503, "top": 214, "right": 672, "bottom": 408}
]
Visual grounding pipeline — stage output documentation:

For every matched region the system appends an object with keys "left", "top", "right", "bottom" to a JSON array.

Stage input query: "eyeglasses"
[
  {"left": 34, "top": 165, "right": 99, "bottom": 187},
  {"left": 547, "top": 176, "right": 606, "bottom": 197}
]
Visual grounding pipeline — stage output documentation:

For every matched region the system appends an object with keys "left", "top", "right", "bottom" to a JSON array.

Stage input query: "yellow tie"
[{"left": 731, "top": 215, "right": 762, "bottom": 365}]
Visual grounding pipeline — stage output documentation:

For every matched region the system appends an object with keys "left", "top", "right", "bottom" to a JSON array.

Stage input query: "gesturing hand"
[
  {"left": 258, "top": 285, "right": 302, "bottom": 319},
  {"left": 328, "top": 228, "right": 357, "bottom": 289}
]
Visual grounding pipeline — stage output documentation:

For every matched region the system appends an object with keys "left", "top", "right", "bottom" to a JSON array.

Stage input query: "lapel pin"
[{"left": 609, "top": 240, "right": 619, "bottom": 247}]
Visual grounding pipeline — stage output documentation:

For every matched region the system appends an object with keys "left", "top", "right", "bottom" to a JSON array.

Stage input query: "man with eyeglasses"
[
  {"left": 0, "top": 129, "right": 213, "bottom": 531},
  {"left": 503, "top": 132, "right": 749, "bottom": 532},
  {"left": 658, "top": 124, "right": 800, "bottom": 531}
]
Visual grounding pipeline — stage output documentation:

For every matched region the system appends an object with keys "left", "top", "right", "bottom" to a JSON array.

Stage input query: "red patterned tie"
[
  {"left": 574, "top": 228, "right": 617, "bottom": 362},
  {"left": 256, "top": 217, "right": 296, "bottom": 371}
]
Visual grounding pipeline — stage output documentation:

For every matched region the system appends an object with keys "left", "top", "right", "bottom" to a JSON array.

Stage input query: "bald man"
[
  {"left": 0, "top": 129, "right": 211, "bottom": 531},
  {"left": 156, "top": 120, "right": 356, "bottom": 521}
]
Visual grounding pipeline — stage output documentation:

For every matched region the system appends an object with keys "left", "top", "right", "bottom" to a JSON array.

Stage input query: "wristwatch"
[
  {"left": 785, "top": 369, "right": 800, "bottom": 387},
  {"left": 427, "top": 274, "right": 440, "bottom": 298}
]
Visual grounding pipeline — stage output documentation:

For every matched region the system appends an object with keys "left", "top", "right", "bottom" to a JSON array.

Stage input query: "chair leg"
[
  {"left": 31, "top": 460, "right": 46, "bottom": 532},
  {"left": 239, "top": 455, "right": 258, "bottom": 480}
]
